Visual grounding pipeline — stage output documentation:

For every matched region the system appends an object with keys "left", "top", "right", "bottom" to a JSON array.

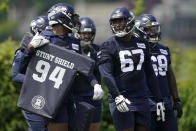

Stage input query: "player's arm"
[
  {"left": 98, "top": 44, "right": 130, "bottom": 112},
  {"left": 12, "top": 33, "right": 34, "bottom": 83},
  {"left": 166, "top": 47, "right": 180, "bottom": 99},
  {"left": 87, "top": 74, "right": 104, "bottom": 100},
  {"left": 87, "top": 48, "right": 104, "bottom": 100},
  {"left": 167, "top": 65, "right": 179, "bottom": 99},
  {"left": 11, "top": 50, "right": 27, "bottom": 83},
  {"left": 99, "top": 63, "right": 120, "bottom": 98},
  {"left": 28, "top": 33, "right": 49, "bottom": 53},
  {"left": 99, "top": 63, "right": 130, "bottom": 112},
  {"left": 97, "top": 44, "right": 120, "bottom": 98},
  {"left": 167, "top": 65, "right": 183, "bottom": 118},
  {"left": 89, "top": 74, "right": 98, "bottom": 87},
  {"left": 93, "top": 45, "right": 102, "bottom": 84}
]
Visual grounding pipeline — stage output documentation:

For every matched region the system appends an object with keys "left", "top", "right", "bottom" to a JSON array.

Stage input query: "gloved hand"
[
  {"left": 93, "top": 84, "right": 104, "bottom": 100},
  {"left": 115, "top": 95, "right": 131, "bottom": 112},
  {"left": 173, "top": 98, "right": 183, "bottom": 118},
  {"left": 28, "top": 33, "right": 49, "bottom": 52},
  {"left": 156, "top": 102, "right": 165, "bottom": 122}
]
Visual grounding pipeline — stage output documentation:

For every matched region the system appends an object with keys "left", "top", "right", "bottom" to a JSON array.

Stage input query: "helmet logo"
[
  {"left": 48, "top": 6, "right": 72, "bottom": 19},
  {"left": 84, "top": 28, "right": 92, "bottom": 32}
]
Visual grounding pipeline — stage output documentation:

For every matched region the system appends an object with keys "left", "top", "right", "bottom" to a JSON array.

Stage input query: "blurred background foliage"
[
  {"left": 0, "top": 38, "right": 27, "bottom": 131},
  {"left": 0, "top": 0, "right": 196, "bottom": 131}
]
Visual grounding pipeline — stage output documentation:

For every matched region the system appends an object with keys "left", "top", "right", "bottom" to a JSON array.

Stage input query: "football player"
[
  {"left": 11, "top": 16, "right": 49, "bottom": 131},
  {"left": 70, "top": 17, "right": 104, "bottom": 131},
  {"left": 97, "top": 7, "right": 165, "bottom": 131},
  {"left": 12, "top": 15, "right": 49, "bottom": 81},
  {"left": 14, "top": 3, "right": 81, "bottom": 131},
  {"left": 135, "top": 14, "right": 183, "bottom": 131},
  {"left": 29, "top": 4, "right": 102, "bottom": 131}
]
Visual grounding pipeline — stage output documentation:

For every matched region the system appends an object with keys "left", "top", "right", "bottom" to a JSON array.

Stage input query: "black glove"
[{"left": 173, "top": 98, "right": 183, "bottom": 118}]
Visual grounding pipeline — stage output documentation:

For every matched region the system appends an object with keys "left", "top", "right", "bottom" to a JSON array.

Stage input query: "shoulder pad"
[
  {"left": 40, "top": 30, "right": 56, "bottom": 37},
  {"left": 69, "top": 36, "right": 80, "bottom": 45},
  {"left": 157, "top": 43, "right": 169, "bottom": 50}
]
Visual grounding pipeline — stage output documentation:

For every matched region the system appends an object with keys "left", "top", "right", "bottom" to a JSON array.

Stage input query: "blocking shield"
[{"left": 17, "top": 44, "right": 94, "bottom": 118}]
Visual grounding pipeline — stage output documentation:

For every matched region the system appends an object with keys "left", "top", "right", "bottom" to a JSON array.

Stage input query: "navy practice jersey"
[
  {"left": 20, "top": 32, "right": 33, "bottom": 49},
  {"left": 12, "top": 33, "right": 33, "bottom": 83},
  {"left": 98, "top": 35, "right": 162, "bottom": 100},
  {"left": 12, "top": 49, "right": 31, "bottom": 83},
  {"left": 72, "top": 44, "right": 101, "bottom": 96},
  {"left": 40, "top": 30, "right": 81, "bottom": 54},
  {"left": 87, "top": 44, "right": 101, "bottom": 84},
  {"left": 17, "top": 44, "right": 94, "bottom": 119},
  {"left": 149, "top": 43, "right": 173, "bottom": 110}
]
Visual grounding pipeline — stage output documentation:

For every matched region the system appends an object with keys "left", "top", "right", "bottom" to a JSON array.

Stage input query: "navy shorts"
[
  {"left": 150, "top": 110, "right": 178, "bottom": 131},
  {"left": 109, "top": 98, "right": 151, "bottom": 131},
  {"left": 50, "top": 102, "right": 69, "bottom": 123},
  {"left": 50, "top": 94, "right": 74, "bottom": 123},
  {"left": 149, "top": 97, "right": 173, "bottom": 111},
  {"left": 22, "top": 95, "right": 72, "bottom": 131},
  {"left": 73, "top": 95, "right": 102, "bottom": 123},
  {"left": 22, "top": 110, "right": 49, "bottom": 131}
]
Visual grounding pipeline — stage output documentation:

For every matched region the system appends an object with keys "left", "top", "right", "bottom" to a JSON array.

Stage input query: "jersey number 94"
[{"left": 32, "top": 60, "right": 66, "bottom": 89}]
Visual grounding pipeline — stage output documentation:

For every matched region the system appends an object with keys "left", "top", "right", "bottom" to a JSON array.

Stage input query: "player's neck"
[
  {"left": 118, "top": 34, "right": 132, "bottom": 42},
  {"left": 53, "top": 30, "right": 68, "bottom": 36},
  {"left": 52, "top": 24, "right": 69, "bottom": 36},
  {"left": 149, "top": 42, "right": 157, "bottom": 48}
]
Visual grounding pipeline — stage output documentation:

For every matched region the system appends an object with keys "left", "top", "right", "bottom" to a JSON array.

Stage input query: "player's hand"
[
  {"left": 173, "top": 98, "right": 183, "bottom": 118},
  {"left": 156, "top": 102, "right": 165, "bottom": 122},
  {"left": 28, "top": 33, "right": 49, "bottom": 52},
  {"left": 93, "top": 84, "right": 104, "bottom": 100},
  {"left": 115, "top": 95, "right": 131, "bottom": 112}
]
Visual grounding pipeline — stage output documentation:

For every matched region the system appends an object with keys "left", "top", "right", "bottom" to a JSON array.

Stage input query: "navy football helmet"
[
  {"left": 48, "top": 3, "right": 78, "bottom": 32},
  {"left": 30, "top": 16, "right": 49, "bottom": 35},
  {"left": 79, "top": 17, "right": 96, "bottom": 46},
  {"left": 135, "top": 14, "right": 161, "bottom": 43},
  {"left": 110, "top": 7, "right": 135, "bottom": 37}
]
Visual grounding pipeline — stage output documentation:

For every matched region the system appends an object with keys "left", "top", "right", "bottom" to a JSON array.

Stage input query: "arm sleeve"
[
  {"left": 95, "top": 69, "right": 101, "bottom": 84},
  {"left": 145, "top": 46, "right": 162, "bottom": 101},
  {"left": 99, "top": 63, "right": 120, "bottom": 98},
  {"left": 90, "top": 46, "right": 102, "bottom": 85},
  {"left": 11, "top": 50, "right": 25, "bottom": 83},
  {"left": 89, "top": 74, "right": 99, "bottom": 87},
  {"left": 97, "top": 43, "right": 120, "bottom": 98}
]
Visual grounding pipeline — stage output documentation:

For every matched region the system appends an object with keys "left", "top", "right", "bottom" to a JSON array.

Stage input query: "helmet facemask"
[
  {"left": 80, "top": 31, "right": 95, "bottom": 48},
  {"left": 79, "top": 17, "right": 96, "bottom": 47},
  {"left": 110, "top": 17, "right": 135, "bottom": 37},
  {"left": 144, "top": 23, "right": 161, "bottom": 43}
]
